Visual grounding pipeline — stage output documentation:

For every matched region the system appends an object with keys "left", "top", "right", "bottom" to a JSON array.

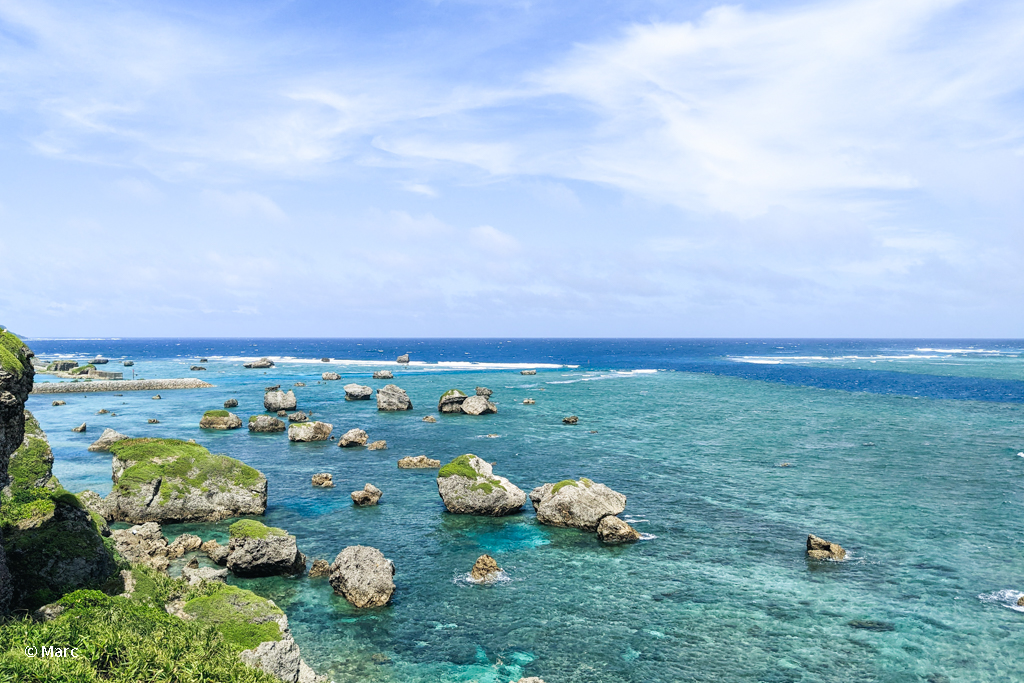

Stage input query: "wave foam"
[
  {"left": 978, "top": 589, "right": 1024, "bottom": 612},
  {"left": 200, "top": 355, "right": 575, "bottom": 370},
  {"left": 454, "top": 570, "right": 512, "bottom": 587}
]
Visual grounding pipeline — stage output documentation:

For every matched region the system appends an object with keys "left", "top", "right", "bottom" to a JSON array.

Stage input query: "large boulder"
[
  {"left": 372, "top": 370, "right": 393, "bottom": 380},
  {"left": 243, "top": 357, "right": 274, "bottom": 369},
  {"left": 520, "top": 369, "right": 536, "bottom": 375},
  {"left": 264, "top": 390, "right": 297, "bottom": 412},
  {"left": 437, "top": 389, "right": 467, "bottom": 413},
  {"left": 87, "top": 427, "right": 130, "bottom": 452},
  {"left": 396, "top": 354, "right": 410, "bottom": 364},
  {"left": 288, "top": 422, "right": 333, "bottom": 442},
  {"left": 529, "top": 478, "right": 626, "bottom": 531},
  {"left": 351, "top": 483, "right": 382, "bottom": 506},
  {"left": 311, "top": 473, "right": 334, "bottom": 488},
  {"left": 461, "top": 395, "right": 497, "bottom": 415},
  {"left": 182, "top": 562, "right": 229, "bottom": 586},
  {"left": 377, "top": 384, "right": 412, "bottom": 411},
  {"left": 226, "top": 520, "right": 306, "bottom": 577},
  {"left": 367, "top": 440, "right": 387, "bottom": 450},
  {"left": 103, "top": 438, "right": 268, "bottom": 523},
  {"left": 806, "top": 534, "right": 846, "bottom": 561},
  {"left": 475, "top": 387, "right": 492, "bottom": 397},
  {"left": 344, "top": 383, "right": 372, "bottom": 400},
  {"left": 201, "top": 539, "right": 230, "bottom": 565},
  {"left": 338, "top": 428, "right": 368, "bottom": 447},
  {"left": 288, "top": 411, "right": 308, "bottom": 423},
  {"left": 224, "top": 398, "right": 239, "bottom": 408},
  {"left": 110, "top": 522, "right": 171, "bottom": 571},
  {"left": 199, "top": 410, "right": 243, "bottom": 430},
  {"left": 329, "top": 545, "right": 395, "bottom": 608},
  {"left": 470, "top": 554, "right": 501, "bottom": 582},
  {"left": 398, "top": 455, "right": 440, "bottom": 469},
  {"left": 249, "top": 415, "right": 286, "bottom": 433},
  {"left": 597, "top": 515, "right": 640, "bottom": 544},
  {"left": 322, "top": 372, "right": 341, "bottom": 381},
  {"left": 436, "top": 455, "right": 525, "bottom": 516}
]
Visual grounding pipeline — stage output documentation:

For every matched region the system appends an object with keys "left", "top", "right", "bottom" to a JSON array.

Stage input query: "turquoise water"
[{"left": 22, "top": 340, "right": 1024, "bottom": 682}]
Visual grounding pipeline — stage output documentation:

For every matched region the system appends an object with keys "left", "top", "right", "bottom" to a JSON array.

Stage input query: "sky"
[{"left": 0, "top": 0, "right": 1022, "bottom": 338}]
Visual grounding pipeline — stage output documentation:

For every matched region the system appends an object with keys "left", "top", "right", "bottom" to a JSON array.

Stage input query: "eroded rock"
[
  {"left": 367, "top": 440, "right": 387, "bottom": 450},
  {"left": 470, "top": 554, "right": 501, "bottom": 582},
  {"left": 437, "top": 455, "right": 525, "bottom": 516},
  {"left": 377, "top": 384, "right": 412, "bottom": 411},
  {"left": 806, "top": 534, "right": 846, "bottom": 561},
  {"left": 87, "top": 427, "right": 130, "bottom": 452},
  {"left": 339, "top": 428, "right": 368, "bottom": 447},
  {"left": 311, "top": 473, "right": 334, "bottom": 488},
  {"left": 398, "top": 455, "right": 441, "bottom": 469},
  {"left": 597, "top": 515, "right": 640, "bottom": 544},
  {"left": 344, "top": 383, "right": 372, "bottom": 400},
  {"left": 226, "top": 519, "right": 306, "bottom": 577},
  {"left": 264, "top": 390, "right": 297, "bottom": 412},
  {"left": 199, "top": 411, "right": 243, "bottom": 430},
  {"left": 329, "top": 546, "right": 395, "bottom": 608},
  {"left": 322, "top": 372, "right": 341, "bottom": 381},
  {"left": 249, "top": 415, "right": 286, "bottom": 433},
  {"left": 461, "top": 395, "right": 497, "bottom": 415},
  {"left": 530, "top": 479, "right": 626, "bottom": 531},
  {"left": 351, "top": 483, "right": 382, "bottom": 506},
  {"left": 288, "top": 422, "right": 333, "bottom": 442}
]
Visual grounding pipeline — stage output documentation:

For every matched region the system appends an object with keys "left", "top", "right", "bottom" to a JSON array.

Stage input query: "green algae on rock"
[{"left": 436, "top": 454, "right": 525, "bottom": 516}]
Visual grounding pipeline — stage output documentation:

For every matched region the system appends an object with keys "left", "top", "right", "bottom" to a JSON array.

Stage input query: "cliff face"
[{"left": 0, "top": 329, "right": 35, "bottom": 613}]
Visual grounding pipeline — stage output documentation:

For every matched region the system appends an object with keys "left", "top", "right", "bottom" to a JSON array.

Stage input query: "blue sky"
[{"left": 1, "top": 0, "right": 1022, "bottom": 338}]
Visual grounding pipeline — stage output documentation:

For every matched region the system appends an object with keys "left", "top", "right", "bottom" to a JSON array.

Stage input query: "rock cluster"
[
  {"left": 243, "top": 357, "right": 274, "bottom": 369},
  {"left": 377, "top": 384, "right": 412, "bottom": 411},
  {"left": 372, "top": 370, "right": 393, "bottom": 380},
  {"left": 597, "top": 515, "right": 641, "bottom": 544},
  {"left": 322, "top": 372, "right": 341, "bottom": 381},
  {"left": 806, "top": 534, "right": 846, "bottom": 561},
  {"left": 437, "top": 455, "right": 525, "bottom": 516},
  {"left": 249, "top": 415, "right": 286, "bottom": 433},
  {"left": 288, "top": 422, "right": 333, "bottom": 442},
  {"left": 87, "top": 427, "right": 130, "bottom": 451},
  {"left": 226, "top": 520, "right": 306, "bottom": 577},
  {"left": 311, "top": 473, "right": 334, "bottom": 487},
  {"left": 438, "top": 389, "right": 496, "bottom": 415},
  {"left": 110, "top": 522, "right": 173, "bottom": 571},
  {"left": 344, "top": 383, "right": 372, "bottom": 400},
  {"left": 475, "top": 387, "right": 492, "bottom": 397},
  {"left": 351, "top": 483, "right": 382, "bottom": 506},
  {"left": 202, "top": 539, "right": 230, "bottom": 565},
  {"left": 438, "top": 389, "right": 467, "bottom": 413},
  {"left": 329, "top": 546, "right": 395, "bottom": 607},
  {"left": 264, "top": 390, "right": 297, "bottom": 412},
  {"left": 461, "top": 395, "right": 497, "bottom": 415},
  {"left": 398, "top": 455, "right": 441, "bottom": 468},
  {"left": 562, "top": 415, "right": 579, "bottom": 425}
]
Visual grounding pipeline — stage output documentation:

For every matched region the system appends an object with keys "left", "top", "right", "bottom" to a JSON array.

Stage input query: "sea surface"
[{"left": 20, "top": 338, "right": 1024, "bottom": 683}]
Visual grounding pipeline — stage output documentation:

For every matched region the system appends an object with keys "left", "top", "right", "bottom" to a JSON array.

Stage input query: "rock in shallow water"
[
  {"left": 372, "top": 370, "right": 393, "bottom": 379},
  {"left": 597, "top": 515, "right": 640, "bottom": 544},
  {"left": 199, "top": 411, "right": 242, "bottom": 430},
  {"left": 367, "top": 440, "right": 387, "bottom": 450},
  {"left": 264, "top": 390, "right": 297, "bottom": 412},
  {"left": 344, "top": 383, "right": 372, "bottom": 400},
  {"left": 339, "top": 428, "right": 368, "bottom": 447},
  {"left": 377, "top": 384, "right": 412, "bottom": 411},
  {"left": 329, "top": 545, "right": 396, "bottom": 608},
  {"left": 288, "top": 411, "right": 309, "bottom": 423},
  {"left": 422, "top": 416, "right": 437, "bottom": 423},
  {"left": 806, "top": 534, "right": 846, "bottom": 561},
  {"left": 470, "top": 554, "right": 501, "bottom": 581},
  {"left": 311, "top": 473, "right": 334, "bottom": 487},
  {"left": 461, "top": 395, "right": 497, "bottom": 415},
  {"left": 249, "top": 415, "right": 286, "bottom": 433},
  {"left": 243, "top": 357, "right": 274, "bottom": 369},
  {"left": 224, "top": 398, "right": 239, "bottom": 408},
  {"left": 226, "top": 519, "right": 306, "bottom": 577},
  {"left": 398, "top": 455, "right": 440, "bottom": 468},
  {"left": 437, "top": 455, "right": 525, "bottom": 516},
  {"left": 288, "top": 421, "right": 333, "bottom": 442},
  {"left": 438, "top": 389, "right": 467, "bottom": 413},
  {"left": 322, "top": 372, "right": 341, "bottom": 381},
  {"left": 87, "top": 427, "right": 129, "bottom": 451},
  {"left": 308, "top": 559, "right": 331, "bottom": 578},
  {"left": 530, "top": 478, "right": 626, "bottom": 531},
  {"left": 351, "top": 483, "right": 382, "bottom": 506},
  {"left": 72, "top": 422, "right": 86, "bottom": 432}
]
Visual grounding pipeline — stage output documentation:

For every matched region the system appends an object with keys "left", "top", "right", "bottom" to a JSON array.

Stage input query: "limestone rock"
[
  {"left": 110, "top": 522, "right": 171, "bottom": 571},
  {"left": 249, "top": 415, "right": 286, "bottom": 433},
  {"left": 422, "top": 416, "right": 437, "bottom": 423},
  {"left": 277, "top": 410, "right": 287, "bottom": 416},
  {"left": 226, "top": 520, "right": 306, "bottom": 577},
  {"left": 461, "top": 395, "right": 497, "bottom": 415},
  {"left": 521, "top": 369, "right": 537, "bottom": 375},
  {"left": 72, "top": 423, "right": 87, "bottom": 432},
  {"left": 321, "top": 358, "right": 331, "bottom": 363},
  {"left": 243, "top": 357, "right": 274, "bottom": 369},
  {"left": 199, "top": 411, "right": 243, "bottom": 430},
  {"left": 308, "top": 559, "right": 330, "bottom": 578},
  {"left": 181, "top": 564, "right": 229, "bottom": 585},
  {"left": 224, "top": 398, "right": 239, "bottom": 408},
  {"left": 322, "top": 372, "right": 341, "bottom": 381},
  {"left": 288, "top": 411, "right": 309, "bottom": 423},
  {"left": 329, "top": 546, "right": 395, "bottom": 608},
  {"left": 470, "top": 554, "right": 501, "bottom": 582},
  {"left": 377, "top": 384, "right": 412, "bottom": 411},
  {"left": 562, "top": 415, "right": 579, "bottom": 425},
  {"left": 351, "top": 483, "right": 382, "bottom": 506},
  {"left": 339, "top": 428, "right": 368, "bottom": 447},
  {"left": 294, "top": 382, "right": 305, "bottom": 387},
  {"left": 264, "top": 390, "right": 297, "bottom": 412},
  {"left": 1018, "top": 595, "right": 1024, "bottom": 607},
  {"left": 311, "top": 473, "right": 334, "bottom": 488},
  {"left": 398, "top": 455, "right": 441, "bottom": 468},
  {"left": 344, "top": 383, "right": 372, "bottom": 400},
  {"left": 367, "top": 440, "right": 387, "bottom": 450},
  {"left": 597, "top": 515, "right": 641, "bottom": 544},
  {"left": 475, "top": 386, "right": 492, "bottom": 397},
  {"left": 288, "top": 421, "right": 333, "bottom": 442},
  {"left": 191, "top": 365, "right": 206, "bottom": 371},
  {"left": 87, "top": 427, "right": 130, "bottom": 451},
  {"left": 523, "top": 398, "right": 535, "bottom": 405},
  {"left": 530, "top": 479, "right": 626, "bottom": 531},
  {"left": 807, "top": 534, "right": 846, "bottom": 561},
  {"left": 152, "top": 395, "right": 161, "bottom": 400},
  {"left": 51, "top": 400, "right": 65, "bottom": 406},
  {"left": 167, "top": 533, "right": 203, "bottom": 558},
  {"left": 201, "top": 539, "right": 229, "bottom": 565},
  {"left": 437, "top": 455, "right": 525, "bottom": 516},
  {"left": 123, "top": 360, "right": 134, "bottom": 367},
  {"left": 148, "top": 419, "right": 159, "bottom": 424},
  {"left": 438, "top": 389, "right": 467, "bottom": 414},
  {"left": 396, "top": 354, "right": 409, "bottom": 364},
  {"left": 372, "top": 370, "right": 393, "bottom": 380}
]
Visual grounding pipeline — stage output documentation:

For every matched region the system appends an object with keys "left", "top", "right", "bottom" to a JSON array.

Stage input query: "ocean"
[{"left": 21, "top": 338, "right": 1024, "bottom": 682}]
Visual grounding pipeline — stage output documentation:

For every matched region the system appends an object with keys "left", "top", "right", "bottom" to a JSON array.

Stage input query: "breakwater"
[{"left": 31, "top": 379, "right": 213, "bottom": 394}]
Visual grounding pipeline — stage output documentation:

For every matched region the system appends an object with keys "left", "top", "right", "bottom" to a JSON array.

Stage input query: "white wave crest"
[{"left": 978, "top": 589, "right": 1024, "bottom": 612}]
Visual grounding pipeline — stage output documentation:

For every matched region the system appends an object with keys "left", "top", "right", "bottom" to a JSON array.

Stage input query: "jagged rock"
[
  {"left": 266, "top": 385, "right": 281, "bottom": 392},
  {"left": 372, "top": 370, "right": 393, "bottom": 380},
  {"left": 97, "top": 409, "right": 109, "bottom": 415},
  {"left": 530, "top": 479, "right": 626, "bottom": 531},
  {"left": 123, "top": 360, "right": 134, "bottom": 367},
  {"left": 110, "top": 522, "right": 171, "bottom": 571},
  {"left": 398, "top": 455, "right": 441, "bottom": 469},
  {"left": 199, "top": 358, "right": 208, "bottom": 363},
  {"left": 224, "top": 398, "right": 239, "bottom": 408},
  {"left": 308, "top": 559, "right": 330, "bottom": 578},
  {"left": 436, "top": 455, "right": 525, "bottom": 516},
  {"left": 470, "top": 554, "right": 501, "bottom": 581},
  {"left": 226, "top": 520, "right": 306, "bottom": 577},
  {"left": 51, "top": 400, "right": 65, "bottom": 406},
  {"left": 288, "top": 411, "right": 309, "bottom": 423},
  {"left": 438, "top": 389, "right": 467, "bottom": 413},
  {"left": 77, "top": 490, "right": 108, "bottom": 527},
  {"left": 277, "top": 410, "right": 287, "bottom": 416},
  {"left": 182, "top": 564, "right": 229, "bottom": 585},
  {"left": 344, "top": 383, "right": 372, "bottom": 400},
  {"left": 48, "top": 360, "right": 78, "bottom": 372},
  {"left": 249, "top": 415, "right": 286, "bottom": 433},
  {"left": 72, "top": 423, "right": 87, "bottom": 432},
  {"left": 294, "top": 382, "right": 305, "bottom": 387},
  {"left": 339, "top": 428, "right": 368, "bottom": 447},
  {"left": 322, "top": 372, "right": 341, "bottom": 381},
  {"left": 351, "top": 483, "right": 382, "bottom": 506},
  {"left": 167, "top": 533, "right": 203, "bottom": 558},
  {"left": 562, "top": 415, "right": 579, "bottom": 425},
  {"left": 807, "top": 534, "right": 846, "bottom": 561},
  {"left": 199, "top": 411, "right": 243, "bottom": 430},
  {"left": 521, "top": 370, "right": 537, "bottom": 375},
  {"left": 367, "top": 440, "right": 387, "bottom": 450},
  {"left": 103, "top": 438, "right": 267, "bottom": 523},
  {"left": 148, "top": 419, "right": 159, "bottom": 424},
  {"left": 396, "top": 354, "right": 410, "bottom": 363},
  {"left": 264, "top": 390, "right": 297, "bottom": 412},
  {"left": 201, "top": 539, "right": 229, "bottom": 565},
  {"left": 597, "top": 515, "right": 641, "bottom": 544},
  {"left": 377, "top": 384, "right": 412, "bottom": 411},
  {"left": 1018, "top": 595, "right": 1024, "bottom": 607},
  {"left": 90, "top": 357, "right": 109, "bottom": 365},
  {"left": 329, "top": 546, "right": 395, "bottom": 607},
  {"left": 461, "top": 395, "right": 497, "bottom": 415},
  {"left": 243, "top": 357, "right": 274, "bottom": 369},
  {"left": 191, "top": 366, "right": 207, "bottom": 371},
  {"left": 240, "top": 638, "right": 327, "bottom": 683},
  {"left": 523, "top": 398, "right": 535, "bottom": 405},
  {"left": 311, "top": 473, "right": 334, "bottom": 487},
  {"left": 475, "top": 387, "right": 492, "bottom": 397},
  {"left": 87, "top": 427, "right": 130, "bottom": 451},
  {"left": 288, "top": 422, "right": 333, "bottom": 442},
  {"left": 33, "top": 602, "right": 66, "bottom": 622},
  {"left": 422, "top": 416, "right": 437, "bottom": 423},
  {"left": 321, "top": 358, "right": 330, "bottom": 363}
]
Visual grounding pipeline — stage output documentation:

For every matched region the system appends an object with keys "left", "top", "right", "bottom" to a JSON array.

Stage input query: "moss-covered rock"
[
  {"left": 436, "top": 455, "right": 525, "bottom": 516},
  {"left": 184, "top": 584, "right": 284, "bottom": 649},
  {"left": 103, "top": 438, "right": 267, "bottom": 524},
  {"left": 438, "top": 388, "right": 468, "bottom": 413},
  {"left": 200, "top": 410, "right": 243, "bottom": 430},
  {"left": 226, "top": 520, "right": 305, "bottom": 577},
  {"left": 529, "top": 478, "right": 626, "bottom": 531}
]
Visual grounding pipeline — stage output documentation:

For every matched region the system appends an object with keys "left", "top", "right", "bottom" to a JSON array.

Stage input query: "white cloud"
[
  {"left": 201, "top": 189, "right": 287, "bottom": 221},
  {"left": 469, "top": 224, "right": 520, "bottom": 254}
]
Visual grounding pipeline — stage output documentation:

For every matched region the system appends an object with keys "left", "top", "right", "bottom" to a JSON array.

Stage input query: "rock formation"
[
  {"left": 111, "top": 522, "right": 172, "bottom": 571},
  {"left": 243, "top": 357, "right": 274, "bottom": 368},
  {"left": 806, "top": 534, "right": 846, "bottom": 561},
  {"left": 372, "top": 370, "right": 393, "bottom": 379},
  {"left": 264, "top": 390, "right": 297, "bottom": 412},
  {"left": 377, "top": 384, "right": 412, "bottom": 411},
  {"left": 87, "top": 427, "right": 130, "bottom": 451},
  {"left": 523, "top": 398, "right": 535, "bottom": 405},
  {"left": 436, "top": 455, "right": 525, "bottom": 516},
  {"left": 308, "top": 559, "right": 330, "bottom": 578},
  {"left": 224, "top": 398, "right": 239, "bottom": 408},
  {"left": 329, "top": 546, "right": 395, "bottom": 608},
  {"left": 396, "top": 354, "right": 410, "bottom": 363},
  {"left": 461, "top": 395, "right": 497, "bottom": 415},
  {"left": 470, "top": 554, "right": 501, "bottom": 582},
  {"left": 103, "top": 438, "right": 268, "bottom": 523},
  {"left": 311, "top": 473, "right": 334, "bottom": 487},
  {"left": 422, "top": 416, "right": 437, "bottom": 423},
  {"left": 199, "top": 410, "right": 243, "bottom": 430},
  {"left": 438, "top": 389, "right": 468, "bottom": 413},
  {"left": 475, "top": 386, "right": 493, "bottom": 397},
  {"left": 351, "top": 483, "right": 382, "bottom": 506},
  {"left": 181, "top": 562, "right": 229, "bottom": 586},
  {"left": 191, "top": 365, "right": 207, "bottom": 371},
  {"left": 562, "top": 415, "right": 579, "bottom": 425},
  {"left": 344, "top": 383, "right": 372, "bottom": 400},
  {"left": 72, "top": 422, "right": 87, "bottom": 432},
  {"left": 288, "top": 422, "right": 333, "bottom": 442},
  {"left": 51, "top": 400, "right": 65, "bottom": 406},
  {"left": 288, "top": 411, "right": 309, "bottom": 423},
  {"left": 226, "top": 520, "right": 306, "bottom": 577},
  {"left": 249, "top": 415, "right": 286, "bottom": 433},
  {"left": 201, "top": 539, "right": 230, "bottom": 565},
  {"left": 521, "top": 369, "right": 537, "bottom": 375},
  {"left": 322, "top": 372, "right": 341, "bottom": 381},
  {"left": 339, "top": 428, "right": 368, "bottom": 447},
  {"left": 398, "top": 455, "right": 441, "bottom": 468},
  {"left": 148, "top": 419, "right": 159, "bottom": 424},
  {"left": 530, "top": 479, "right": 626, "bottom": 531},
  {"left": 597, "top": 515, "right": 641, "bottom": 543},
  {"left": 367, "top": 440, "right": 387, "bottom": 450},
  {"left": 167, "top": 533, "right": 203, "bottom": 558}
]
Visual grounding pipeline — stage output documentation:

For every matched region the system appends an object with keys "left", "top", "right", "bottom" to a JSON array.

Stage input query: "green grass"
[
  {"left": 0, "top": 590, "right": 280, "bottom": 682},
  {"left": 438, "top": 454, "right": 483, "bottom": 480},
  {"left": 203, "top": 410, "right": 230, "bottom": 418},
  {"left": 183, "top": 585, "right": 284, "bottom": 650},
  {"left": 128, "top": 565, "right": 220, "bottom": 609},
  {"left": 7, "top": 435, "right": 53, "bottom": 492},
  {"left": 23, "top": 411, "right": 43, "bottom": 437},
  {"left": 551, "top": 479, "right": 579, "bottom": 495},
  {"left": 249, "top": 415, "right": 259, "bottom": 423},
  {"left": 439, "top": 389, "right": 466, "bottom": 399},
  {"left": 229, "top": 519, "right": 286, "bottom": 540},
  {"left": 0, "top": 330, "right": 28, "bottom": 377},
  {"left": 70, "top": 364, "right": 96, "bottom": 375},
  {"left": 469, "top": 480, "right": 506, "bottom": 494}
]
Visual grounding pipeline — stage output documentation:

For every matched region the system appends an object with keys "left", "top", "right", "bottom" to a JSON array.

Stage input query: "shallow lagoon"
[{"left": 24, "top": 339, "right": 1024, "bottom": 682}]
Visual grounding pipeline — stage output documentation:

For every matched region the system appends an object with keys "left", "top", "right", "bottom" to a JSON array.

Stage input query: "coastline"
[{"left": 31, "top": 378, "right": 214, "bottom": 394}]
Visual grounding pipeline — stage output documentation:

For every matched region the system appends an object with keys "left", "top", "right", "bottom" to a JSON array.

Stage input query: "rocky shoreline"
[{"left": 31, "top": 378, "right": 213, "bottom": 394}]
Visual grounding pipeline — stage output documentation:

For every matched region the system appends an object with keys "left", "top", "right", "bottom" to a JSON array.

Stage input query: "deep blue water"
[{"left": 21, "top": 338, "right": 1024, "bottom": 682}]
